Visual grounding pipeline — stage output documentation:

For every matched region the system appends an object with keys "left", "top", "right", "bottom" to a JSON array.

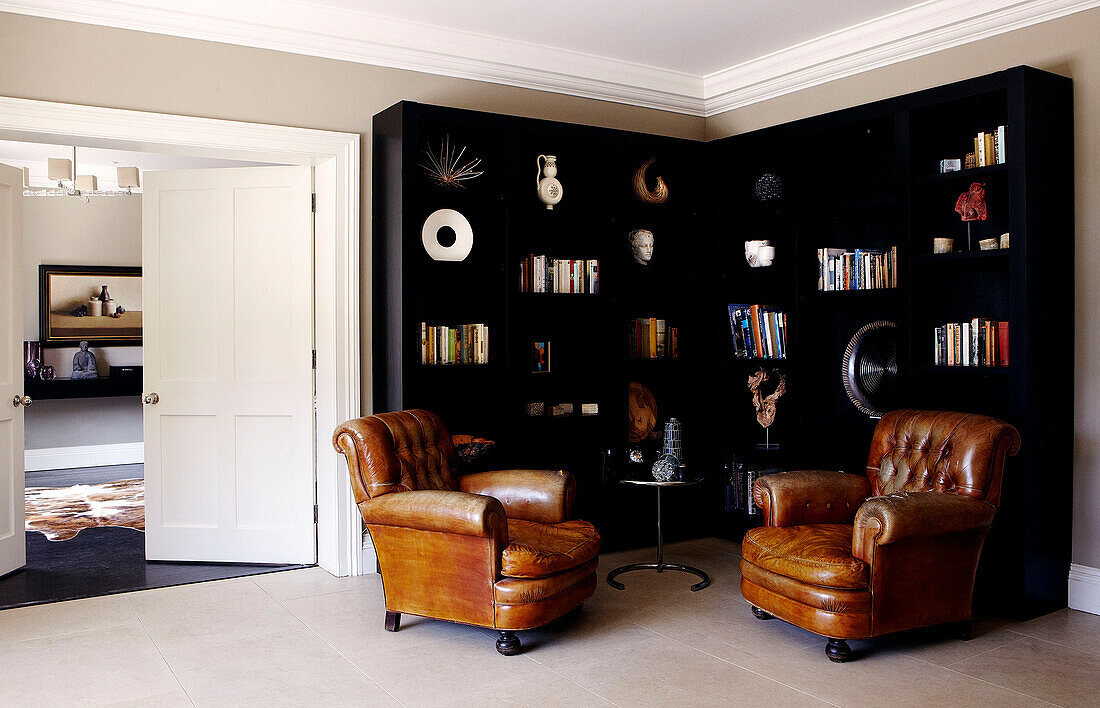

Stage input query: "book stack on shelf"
[
  {"left": 933, "top": 319, "right": 1008, "bottom": 367},
  {"left": 959, "top": 125, "right": 1007, "bottom": 170},
  {"left": 628, "top": 317, "right": 679, "bottom": 360},
  {"left": 817, "top": 247, "right": 898, "bottom": 291},
  {"left": 419, "top": 322, "right": 489, "bottom": 365},
  {"left": 728, "top": 304, "right": 788, "bottom": 360},
  {"left": 519, "top": 255, "right": 599, "bottom": 294}
]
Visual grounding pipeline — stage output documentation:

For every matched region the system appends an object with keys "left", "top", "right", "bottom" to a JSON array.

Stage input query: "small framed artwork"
[
  {"left": 530, "top": 339, "right": 551, "bottom": 374},
  {"left": 39, "top": 265, "right": 142, "bottom": 347}
]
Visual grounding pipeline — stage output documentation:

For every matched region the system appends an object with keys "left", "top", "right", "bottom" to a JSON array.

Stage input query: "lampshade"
[
  {"left": 75, "top": 175, "right": 98, "bottom": 191},
  {"left": 47, "top": 158, "right": 73, "bottom": 181},
  {"left": 116, "top": 166, "right": 140, "bottom": 189},
  {"left": 21, "top": 167, "right": 31, "bottom": 188}
]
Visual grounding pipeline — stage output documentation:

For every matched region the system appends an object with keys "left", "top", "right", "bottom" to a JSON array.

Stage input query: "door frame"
[{"left": 0, "top": 96, "right": 364, "bottom": 576}]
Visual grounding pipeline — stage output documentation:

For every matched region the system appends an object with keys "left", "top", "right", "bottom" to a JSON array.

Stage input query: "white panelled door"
[
  {"left": 143, "top": 167, "right": 315, "bottom": 563},
  {"left": 0, "top": 163, "right": 25, "bottom": 577}
]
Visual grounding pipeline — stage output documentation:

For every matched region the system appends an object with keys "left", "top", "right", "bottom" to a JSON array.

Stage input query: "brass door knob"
[
  {"left": 12, "top": 395, "right": 32, "bottom": 407},
  {"left": 143, "top": 392, "right": 160, "bottom": 405}
]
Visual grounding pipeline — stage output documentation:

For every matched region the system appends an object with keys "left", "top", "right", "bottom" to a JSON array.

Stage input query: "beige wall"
[
  {"left": 708, "top": 9, "right": 1100, "bottom": 571},
  {"left": 21, "top": 195, "right": 144, "bottom": 449}
]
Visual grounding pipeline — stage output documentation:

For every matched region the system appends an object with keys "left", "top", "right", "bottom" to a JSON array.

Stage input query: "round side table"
[{"left": 606, "top": 477, "right": 711, "bottom": 591}]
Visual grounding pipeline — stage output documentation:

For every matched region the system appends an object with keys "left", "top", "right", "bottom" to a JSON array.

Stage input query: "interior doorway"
[{"left": 0, "top": 97, "right": 363, "bottom": 608}]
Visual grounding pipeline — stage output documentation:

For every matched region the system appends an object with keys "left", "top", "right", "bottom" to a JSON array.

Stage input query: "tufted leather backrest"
[
  {"left": 866, "top": 410, "right": 1021, "bottom": 506},
  {"left": 332, "top": 409, "right": 458, "bottom": 502}
]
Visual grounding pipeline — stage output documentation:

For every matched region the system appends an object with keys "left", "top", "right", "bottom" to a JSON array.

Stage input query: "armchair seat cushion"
[
  {"left": 742, "top": 524, "right": 868, "bottom": 589},
  {"left": 502, "top": 519, "right": 600, "bottom": 579}
]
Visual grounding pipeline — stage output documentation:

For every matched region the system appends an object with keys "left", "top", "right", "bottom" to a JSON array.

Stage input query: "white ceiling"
[
  {"left": 314, "top": 0, "right": 918, "bottom": 76},
  {"left": 0, "top": 139, "right": 273, "bottom": 189},
  {"left": 2, "top": 0, "right": 1097, "bottom": 116}
]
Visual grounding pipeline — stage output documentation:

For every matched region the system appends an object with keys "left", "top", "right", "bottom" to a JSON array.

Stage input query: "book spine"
[
  {"left": 998, "top": 322, "right": 1009, "bottom": 366},
  {"left": 984, "top": 133, "right": 995, "bottom": 167},
  {"left": 657, "top": 319, "right": 667, "bottom": 358},
  {"left": 648, "top": 317, "right": 658, "bottom": 358},
  {"left": 817, "top": 248, "right": 825, "bottom": 291},
  {"left": 997, "top": 125, "right": 1006, "bottom": 164},
  {"left": 728, "top": 305, "right": 739, "bottom": 357},
  {"left": 961, "top": 321, "right": 970, "bottom": 367},
  {"left": 749, "top": 305, "right": 762, "bottom": 358},
  {"left": 420, "top": 322, "right": 427, "bottom": 365}
]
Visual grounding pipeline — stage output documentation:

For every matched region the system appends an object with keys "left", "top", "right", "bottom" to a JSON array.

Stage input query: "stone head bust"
[{"left": 628, "top": 228, "right": 655, "bottom": 266}]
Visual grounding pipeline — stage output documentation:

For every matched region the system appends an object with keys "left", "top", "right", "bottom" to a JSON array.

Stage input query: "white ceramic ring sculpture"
[{"left": 421, "top": 208, "right": 473, "bottom": 261}]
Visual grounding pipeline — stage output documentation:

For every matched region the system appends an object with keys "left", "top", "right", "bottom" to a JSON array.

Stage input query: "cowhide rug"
[{"left": 25, "top": 478, "right": 145, "bottom": 541}]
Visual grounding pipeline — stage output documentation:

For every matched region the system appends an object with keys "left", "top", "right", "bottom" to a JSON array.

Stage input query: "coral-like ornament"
[
  {"left": 954, "top": 182, "right": 988, "bottom": 222},
  {"left": 748, "top": 368, "right": 787, "bottom": 430},
  {"left": 632, "top": 158, "right": 669, "bottom": 204}
]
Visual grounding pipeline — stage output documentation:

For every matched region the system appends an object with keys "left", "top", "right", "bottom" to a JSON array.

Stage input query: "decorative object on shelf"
[
  {"left": 40, "top": 265, "right": 142, "bottom": 346},
  {"left": 581, "top": 402, "right": 599, "bottom": 416},
  {"left": 530, "top": 339, "right": 551, "bottom": 374},
  {"left": 419, "top": 135, "right": 483, "bottom": 188},
  {"left": 451, "top": 434, "right": 495, "bottom": 466},
  {"left": 628, "top": 448, "right": 645, "bottom": 464},
  {"left": 744, "top": 239, "right": 774, "bottom": 268},
  {"left": 748, "top": 367, "right": 787, "bottom": 449},
  {"left": 939, "top": 158, "right": 962, "bottom": 173},
  {"left": 999, "top": 232, "right": 1010, "bottom": 249},
  {"left": 964, "top": 152, "right": 977, "bottom": 169},
  {"left": 753, "top": 172, "right": 784, "bottom": 203},
  {"left": 979, "top": 238, "right": 998, "bottom": 250},
  {"left": 38, "top": 365, "right": 55, "bottom": 381},
  {"left": 628, "top": 228, "right": 654, "bottom": 267},
  {"left": 420, "top": 208, "right": 474, "bottom": 262},
  {"left": 955, "top": 181, "right": 988, "bottom": 250},
  {"left": 632, "top": 158, "right": 668, "bottom": 204},
  {"left": 933, "top": 237, "right": 954, "bottom": 254},
  {"left": 536, "top": 154, "right": 563, "bottom": 209},
  {"left": 70, "top": 340, "right": 98, "bottom": 380},
  {"left": 841, "top": 320, "right": 898, "bottom": 418},
  {"left": 651, "top": 453, "right": 678, "bottom": 482},
  {"left": 525, "top": 401, "right": 546, "bottom": 417},
  {"left": 111, "top": 306, "right": 125, "bottom": 319},
  {"left": 551, "top": 402, "right": 574, "bottom": 417},
  {"left": 24, "top": 340, "right": 42, "bottom": 379},
  {"left": 661, "top": 418, "right": 684, "bottom": 462},
  {"left": 627, "top": 381, "right": 658, "bottom": 443}
]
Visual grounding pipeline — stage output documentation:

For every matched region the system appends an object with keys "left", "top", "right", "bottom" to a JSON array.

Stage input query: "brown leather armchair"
[
  {"left": 740, "top": 410, "right": 1020, "bottom": 662},
  {"left": 333, "top": 409, "right": 600, "bottom": 655}
]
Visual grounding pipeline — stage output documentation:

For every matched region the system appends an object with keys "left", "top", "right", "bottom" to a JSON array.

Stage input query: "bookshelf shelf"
[
  {"left": 914, "top": 162, "right": 1008, "bottom": 185},
  {"left": 806, "top": 288, "right": 900, "bottom": 299},
  {"left": 913, "top": 365, "right": 1011, "bottom": 376},
  {"left": 912, "top": 250, "right": 1009, "bottom": 263}
]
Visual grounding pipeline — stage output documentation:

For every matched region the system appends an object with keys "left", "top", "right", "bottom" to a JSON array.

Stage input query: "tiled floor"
[{"left": 1, "top": 537, "right": 1097, "bottom": 707}]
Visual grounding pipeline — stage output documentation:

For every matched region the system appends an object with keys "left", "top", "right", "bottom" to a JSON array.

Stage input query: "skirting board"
[
  {"left": 1069, "top": 563, "right": 1100, "bottom": 616},
  {"left": 24, "top": 442, "right": 144, "bottom": 472}
]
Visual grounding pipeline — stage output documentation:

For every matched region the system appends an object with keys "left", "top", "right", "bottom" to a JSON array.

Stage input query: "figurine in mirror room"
[
  {"left": 628, "top": 228, "right": 655, "bottom": 267},
  {"left": 71, "top": 340, "right": 98, "bottom": 379}
]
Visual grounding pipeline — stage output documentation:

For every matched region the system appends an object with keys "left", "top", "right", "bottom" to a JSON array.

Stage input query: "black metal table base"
[
  {"left": 606, "top": 561, "right": 710, "bottom": 591},
  {"left": 606, "top": 481, "right": 711, "bottom": 592}
]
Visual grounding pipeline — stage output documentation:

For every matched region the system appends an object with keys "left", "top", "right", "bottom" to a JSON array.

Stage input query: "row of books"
[
  {"left": 817, "top": 247, "right": 898, "bottom": 291},
  {"left": 628, "top": 317, "right": 679, "bottom": 359},
  {"left": 933, "top": 319, "right": 1009, "bottom": 367},
  {"left": 519, "top": 255, "right": 599, "bottom": 294},
  {"left": 970, "top": 126, "right": 1007, "bottom": 168},
  {"left": 419, "top": 322, "right": 489, "bottom": 365},
  {"left": 728, "top": 304, "right": 788, "bottom": 360}
]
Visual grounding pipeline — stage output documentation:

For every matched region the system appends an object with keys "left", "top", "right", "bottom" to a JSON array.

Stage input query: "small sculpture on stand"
[
  {"left": 651, "top": 417, "right": 686, "bottom": 481},
  {"left": 628, "top": 229, "right": 655, "bottom": 267},
  {"left": 748, "top": 367, "right": 787, "bottom": 450},
  {"left": 24, "top": 341, "right": 42, "bottom": 380},
  {"left": 954, "top": 181, "right": 988, "bottom": 250},
  {"left": 71, "top": 340, "right": 98, "bottom": 379}
]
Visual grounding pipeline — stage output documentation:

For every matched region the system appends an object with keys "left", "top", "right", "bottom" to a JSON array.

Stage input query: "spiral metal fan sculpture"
[{"left": 841, "top": 320, "right": 898, "bottom": 418}]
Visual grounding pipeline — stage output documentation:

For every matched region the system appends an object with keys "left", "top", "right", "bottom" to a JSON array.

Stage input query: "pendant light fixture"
[{"left": 22, "top": 147, "right": 140, "bottom": 202}]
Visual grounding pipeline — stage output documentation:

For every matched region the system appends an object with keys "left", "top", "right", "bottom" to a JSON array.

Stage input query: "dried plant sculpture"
[
  {"left": 632, "top": 158, "right": 669, "bottom": 204},
  {"left": 748, "top": 367, "right": 787, "bottom": 430},
  {"left": 420, "top": 135, "right": 484, "bottom": 188}
]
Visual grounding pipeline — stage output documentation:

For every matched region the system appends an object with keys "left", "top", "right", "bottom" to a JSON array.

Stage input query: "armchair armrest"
[
  {"left": 852, "top": 492, "right": 996, "bottom": 563},
  {"left": 359, "top": 490, "right": 507, "bottom": 539},
  {"left": 754, "top": 470, "right": 871, "bottom": 527},
  {"left": 459, "top": 469, "right": 574, "bottom": 524}
]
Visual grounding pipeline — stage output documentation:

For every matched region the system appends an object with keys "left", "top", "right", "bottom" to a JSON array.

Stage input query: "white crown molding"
[
  {"left": 1069, "top": 563, "right": 1100, "bottom": 615},
  {"left": 702, "top": 0, "right": 1100, "bottom": 117},
  {"left": 1, "top": 0, "right": 1097, "bottom": 118},
  {"left": 0, "top": 0, "right": 706, "bottom": 115}
]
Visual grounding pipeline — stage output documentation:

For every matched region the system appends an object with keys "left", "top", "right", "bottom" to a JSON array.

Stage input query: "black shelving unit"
[
  {"left": 372, "top": 66, "right": 1073, "bottom": 613},
  {"left": 25, "top": 377, "right": 141, "bottom": 400}
]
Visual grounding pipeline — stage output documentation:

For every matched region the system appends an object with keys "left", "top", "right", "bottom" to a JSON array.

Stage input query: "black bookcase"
[{"left": 372, "top": 66, "right": 1073, "bottom": 614}]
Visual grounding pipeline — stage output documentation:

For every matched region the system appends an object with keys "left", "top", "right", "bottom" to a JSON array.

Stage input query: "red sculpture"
[{"left": 955, "top": 182, "right": 988, "bottom": 222}]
